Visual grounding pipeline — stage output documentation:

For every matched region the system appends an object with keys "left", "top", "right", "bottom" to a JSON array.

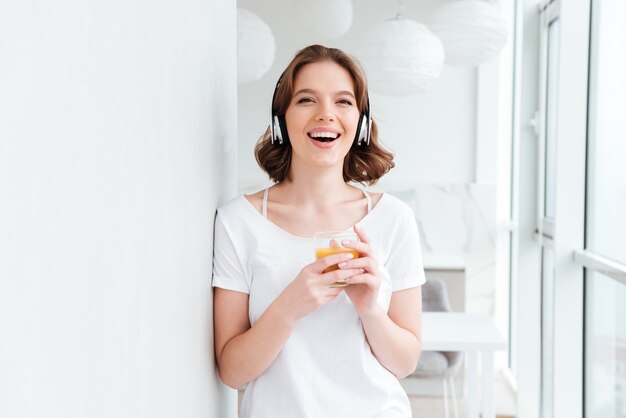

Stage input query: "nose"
[{"left": 315, "top": 100, "right": 336, "bottom": 121}]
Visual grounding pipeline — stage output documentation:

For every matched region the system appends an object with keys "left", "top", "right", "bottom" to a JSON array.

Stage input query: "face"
[{"left": 284, "top": 61, "right": 361, "bottom": 172}]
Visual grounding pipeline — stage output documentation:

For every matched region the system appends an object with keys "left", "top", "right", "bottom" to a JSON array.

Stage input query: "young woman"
[{"left": 213, "top": 44, "right": 425, "bottom": 418}]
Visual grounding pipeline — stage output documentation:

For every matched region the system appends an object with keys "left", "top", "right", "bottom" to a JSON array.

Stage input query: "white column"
[{"left": 0, "top": 1, "right": 237, "bottom": 417}]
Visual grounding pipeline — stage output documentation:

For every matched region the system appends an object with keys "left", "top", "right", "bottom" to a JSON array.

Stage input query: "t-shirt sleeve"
[
  {"left": 212, "top": 211, "right": 250, "bottom": 294},
  {"left": 386, "top": 205, "right": 426, "bottom": 291}
]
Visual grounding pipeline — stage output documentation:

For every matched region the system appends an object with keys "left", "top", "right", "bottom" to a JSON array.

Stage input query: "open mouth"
[{"left": 308, "top": 132, "right": 341, "bottom": 143}]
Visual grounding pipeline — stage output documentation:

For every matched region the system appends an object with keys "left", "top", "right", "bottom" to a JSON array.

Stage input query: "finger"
[
  {"left": 324, "top": 268, "right": 365, "bottom": 284},
  {"left": 342, "top": 272, "right": 375, "bottom": 286},
  {"left": 339, "top": 238, "right": 372, "bottom": 259},
  {"left": 319, "top": 284, "right": 344, "bottom": 299},
  {"left": 353, "top": 225, "right": 370, "bottom": 244},
  {"left": 328, "top": 287, "right": 345, "bottom": 297},
  {"left": 324, "top": 290, "right": 344, "bottom": 302},
  {"left": 337, "top": 257, "right": 378, "bottom": 273},
  {"left": 315, "top": 251, "right": 356, "bottom": 272}
]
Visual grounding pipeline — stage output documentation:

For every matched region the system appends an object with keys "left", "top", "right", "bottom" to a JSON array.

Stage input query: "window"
[{"left": 583, "top": 0, "right": 626, "bottom": 417}]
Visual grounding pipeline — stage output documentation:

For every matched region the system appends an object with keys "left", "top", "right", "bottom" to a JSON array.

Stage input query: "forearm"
[
  {"left": 217, "top": 301, "right": 296, "bottom": 389},
  {"left": 359, "top": 305, "right": 422, "bottom": 379}
]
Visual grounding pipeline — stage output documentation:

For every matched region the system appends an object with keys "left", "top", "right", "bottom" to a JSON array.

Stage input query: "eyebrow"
[{"left": 293, "top": 88, "right": 356, "bottom": 99}]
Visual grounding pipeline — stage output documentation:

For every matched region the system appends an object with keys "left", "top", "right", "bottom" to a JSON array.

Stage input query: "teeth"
[{"left": 309, "top": 132, "right": 339, "bottom": 139}]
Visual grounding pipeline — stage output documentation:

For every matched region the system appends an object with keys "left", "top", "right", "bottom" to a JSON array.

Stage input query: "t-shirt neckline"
[{"left": 239, "top": 192, "right": 387, "bottom": 240}]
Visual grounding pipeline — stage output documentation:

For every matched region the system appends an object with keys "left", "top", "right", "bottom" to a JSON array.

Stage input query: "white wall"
[
  {"left": 0, "top": 1, "right": 237, "bottom": 417},
  {"left": 237, "top": 0, "right": 477, "bottom": 193}
]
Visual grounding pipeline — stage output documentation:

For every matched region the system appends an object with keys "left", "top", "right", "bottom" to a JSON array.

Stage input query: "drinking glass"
[{"left": 314, "top": 230, "right": 360, "bottom": 287}]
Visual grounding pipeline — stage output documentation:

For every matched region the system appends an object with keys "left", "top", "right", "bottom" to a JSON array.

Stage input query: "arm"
[
  {"left": 358, "top": 287, "right": 422, "bottom": 378},
  {"left": 213, "top": 288, "right": 297, "bottom": 389},
  {"left": 341, "top": 225, "right": 423, "bottom": 378}
]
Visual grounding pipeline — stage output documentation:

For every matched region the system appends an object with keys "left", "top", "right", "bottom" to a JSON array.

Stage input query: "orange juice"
[{"left": 315, "top": 247, "right": 360, "bottom": 273}]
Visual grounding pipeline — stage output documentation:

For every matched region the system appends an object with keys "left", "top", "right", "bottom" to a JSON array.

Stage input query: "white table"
[{"left": 421, "top": 312, "right": 507, "bottom": 418}]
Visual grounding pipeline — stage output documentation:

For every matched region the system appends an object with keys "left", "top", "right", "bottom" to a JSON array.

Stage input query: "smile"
[{"left": 307, "top": 131, "right": 341, "bottom": 143}]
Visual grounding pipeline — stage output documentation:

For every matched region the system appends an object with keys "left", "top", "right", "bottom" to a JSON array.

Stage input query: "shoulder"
[
  {"left": 216, "top": 194, "right": 250, "bottom": 222},
  {"left": 216, "top": 189, "right": 269, "bottom": 228},
  {"left": 370, "top": 192, "right": 384, "bottom": 208},
  {"left": 377, "top": 193, "right": 414, "bottom": 219},
  {"left": 242, "top": 190, "right": 264, "bottom": 215},
  {"left": 215, "top": 194, "right": 263, "bottom": 244},
  {"left": 361, "top": 193, "right": 417, "bottom": 241},
  {"left": 371, "top": 193, "right": 418, "bottom": 237}
]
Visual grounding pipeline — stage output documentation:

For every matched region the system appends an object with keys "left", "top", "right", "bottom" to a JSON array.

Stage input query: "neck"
[{"left": 277, "top": 162, "right": 356, "bottom": 208}]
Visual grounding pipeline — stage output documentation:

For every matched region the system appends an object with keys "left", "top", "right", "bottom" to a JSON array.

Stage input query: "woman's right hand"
[{"left": 272, "top": 252, "right": 364, "bottom": 323}]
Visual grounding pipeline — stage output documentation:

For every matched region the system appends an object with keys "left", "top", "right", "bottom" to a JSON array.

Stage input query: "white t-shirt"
[{"left": 212, "top": 193, "right": 426, "bottom": 418}]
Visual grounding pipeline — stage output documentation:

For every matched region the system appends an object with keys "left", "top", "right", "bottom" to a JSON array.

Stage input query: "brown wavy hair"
[{"left": 254, "top": 44, "right": 394, "bottom": 185}]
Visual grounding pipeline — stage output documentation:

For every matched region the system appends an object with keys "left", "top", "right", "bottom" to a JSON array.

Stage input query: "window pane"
[
  {"left": 585, "top": 271, "right": 626, "bottom": 418},
  {"left": 586, "top": 2, "right": 626, "bottom": 417},
  {"left": 544, "top": 18, "right": 560, "bottom": 221},
  {"left": 586, "top": 0, "right": 626, "bottom": 264}
]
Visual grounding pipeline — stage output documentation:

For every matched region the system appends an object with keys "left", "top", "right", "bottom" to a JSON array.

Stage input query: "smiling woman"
[{"left": 213, "top": 44, "right": 426, "bottom": 418}]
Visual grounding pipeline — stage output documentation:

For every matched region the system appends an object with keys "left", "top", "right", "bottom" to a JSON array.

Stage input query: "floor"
[{"left": 408, "top": 372, "right": 517, "bottom": 418}]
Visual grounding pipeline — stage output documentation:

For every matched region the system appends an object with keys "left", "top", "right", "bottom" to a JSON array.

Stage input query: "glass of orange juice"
[{"left": 314, "top": 230, "right": 360, "bottom": 287}]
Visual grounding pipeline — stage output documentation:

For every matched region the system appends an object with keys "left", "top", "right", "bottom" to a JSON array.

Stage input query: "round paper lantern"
[
  {"left": 427, "top": 0, "right": 508, "bottom": 67},
  {"left": 237, "top": 8, "right": 276, "bottom": 84},
  {"left": 356, "top": 18, "right": 445, "bottom": 96},
  {"left": 294, "top": 0, "right": 353, "bottom": 40}
]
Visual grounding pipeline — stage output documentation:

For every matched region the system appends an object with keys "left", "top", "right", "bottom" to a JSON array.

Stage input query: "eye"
[
  {"left": 296, "top": 97, "right": 314, "bottom": 104},
  {"left": 337, "top": 98, "right": 353, "bottom": 106}
]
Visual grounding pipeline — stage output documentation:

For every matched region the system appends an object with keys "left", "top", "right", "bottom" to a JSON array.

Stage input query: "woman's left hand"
[{"left": 338, "top": 225, "right": 381, "bottom": 317}]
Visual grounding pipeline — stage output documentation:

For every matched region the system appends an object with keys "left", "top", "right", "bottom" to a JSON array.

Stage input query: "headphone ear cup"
[
  {"left": 355, "top": 113, "right": 369, "bottom": 146},
  {"left": 277, "top": 115, "right": 289, "bottom": 144},
  {"left": 272, "top": 115, "right": 284, "bottom": 145}
]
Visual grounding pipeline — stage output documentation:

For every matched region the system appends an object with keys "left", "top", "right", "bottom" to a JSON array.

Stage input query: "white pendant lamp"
[
  {"left": 237, "top": 8, "right": 276, "bottom": 84},
  {"left": 356, "top": 16, "right": 445, "bottom": 96},
  {"left": 427, "top": 0, "right": 508, "bottom": 67},
  {"left": 294, "top": 0, "right": 353, "bottom": 40}
]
